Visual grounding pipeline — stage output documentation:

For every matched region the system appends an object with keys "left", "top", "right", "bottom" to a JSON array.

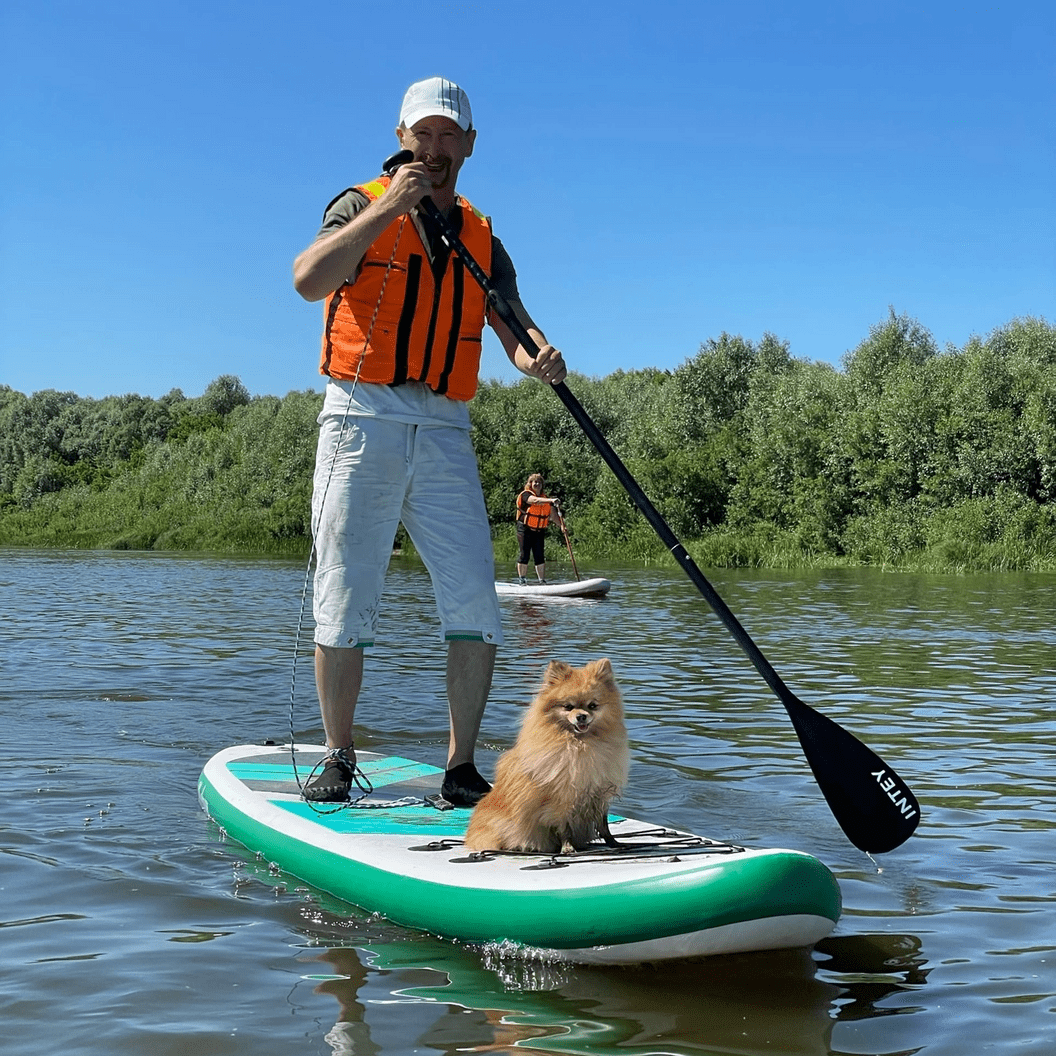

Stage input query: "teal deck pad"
[
  {"left": 275, "top": 798, "right": 470, "bottom": 836},
  {"left": 228, "top": 755, "right": 441, "bottom": 789}
]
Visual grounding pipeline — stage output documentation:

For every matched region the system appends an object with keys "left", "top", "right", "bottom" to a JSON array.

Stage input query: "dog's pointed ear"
[
  {"left": 543, "top": 660, "right": 573, "bottom": 685},
  {"left": 591, "top": 658, "right": 614, "bottom": 680}
]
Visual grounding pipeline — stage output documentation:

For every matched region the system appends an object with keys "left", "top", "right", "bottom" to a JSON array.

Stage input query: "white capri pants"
[{"left": 311, "top": 412, "right": 504, "bottom": 649}]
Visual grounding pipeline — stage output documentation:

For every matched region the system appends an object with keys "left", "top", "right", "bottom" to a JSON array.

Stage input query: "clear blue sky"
[{"left": 2, "top": 0, "right": 1053, "bottom": 401}]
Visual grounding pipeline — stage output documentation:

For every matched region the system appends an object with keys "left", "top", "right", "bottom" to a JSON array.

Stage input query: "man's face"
[{"left": 397, "top": 116, "right": 476, "bottom": 192}]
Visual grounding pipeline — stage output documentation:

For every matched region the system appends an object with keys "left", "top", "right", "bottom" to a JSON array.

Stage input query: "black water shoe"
[
  {"left": 303, "top": 747, "right": 357, "bottom": 803},
  {"left": 441, "top": 761, "right": 491, "bottom": 806}
]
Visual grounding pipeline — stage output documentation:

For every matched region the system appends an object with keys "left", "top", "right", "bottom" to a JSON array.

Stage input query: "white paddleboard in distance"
[
  {"left": 495, "top": 577, "right": 611, "bottom": 599},
  {"left": 198, "top": 743, "right": 841, "bottom": 965}
]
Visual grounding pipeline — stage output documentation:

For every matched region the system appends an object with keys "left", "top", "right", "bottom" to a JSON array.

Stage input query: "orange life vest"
[
  {"left": 517, "top": 489, "right": 551, "bottom": 530},
  {"left": 319, "top": 177, "right": 493, "bottom": 401}
]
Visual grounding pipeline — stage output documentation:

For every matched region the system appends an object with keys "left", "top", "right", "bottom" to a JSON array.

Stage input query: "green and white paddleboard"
[{"left": 198, "top": 743, "right": 841, "bottom": 964}]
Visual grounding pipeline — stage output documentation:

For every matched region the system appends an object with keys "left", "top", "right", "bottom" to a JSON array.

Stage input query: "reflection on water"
[
  {"left": 2, "top": 549, "right": 1055, "bottom": 1056},
  {"left": 815, "top": 933, "right": 931, "bottom": 1020},
  {"left": 295, "top": 919, "right": 944, "bottom": 1056},
  {"left": 246, "top": 848, "right": 929, "bottom": 1056},
  {"left": 306, "top": 940, "right": 839, "bottom": 1056}
]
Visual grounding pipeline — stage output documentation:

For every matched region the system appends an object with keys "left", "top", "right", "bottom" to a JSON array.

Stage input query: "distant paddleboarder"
[{"left": 515, "top": 473, "right": 560, "bottom": 584}]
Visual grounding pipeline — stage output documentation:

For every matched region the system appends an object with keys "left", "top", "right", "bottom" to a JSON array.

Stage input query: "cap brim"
[{"left": 401, "top": 106, "right": 471, "bottom": 132}]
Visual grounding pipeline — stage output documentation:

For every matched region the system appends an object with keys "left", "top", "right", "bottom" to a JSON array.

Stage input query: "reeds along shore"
[{"left": 3, "top": 313, "right": 1055, "bottom": 574}]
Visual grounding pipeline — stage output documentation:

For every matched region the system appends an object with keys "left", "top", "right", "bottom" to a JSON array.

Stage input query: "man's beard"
[{"left": 424, "top": 157, "right": 452, "bottom": 188}]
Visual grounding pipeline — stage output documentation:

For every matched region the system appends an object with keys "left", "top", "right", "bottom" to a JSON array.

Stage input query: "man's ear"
[{"left": 465, "top": 128, "right": 476, "bottom": 157}]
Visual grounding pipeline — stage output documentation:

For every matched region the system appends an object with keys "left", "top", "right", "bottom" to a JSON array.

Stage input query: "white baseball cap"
[{"left": 399, "top": 76, "right": 473, "bottom": 132}]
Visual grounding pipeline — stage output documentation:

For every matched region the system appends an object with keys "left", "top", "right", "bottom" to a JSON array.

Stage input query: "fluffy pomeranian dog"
[{"left": 463, "top": 658, "right": 630, "bottom": 854}]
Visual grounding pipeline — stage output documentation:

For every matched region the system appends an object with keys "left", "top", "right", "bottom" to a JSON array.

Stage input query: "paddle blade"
[{"left": 782, "top": 693, "right": 920, "bottom": 853}]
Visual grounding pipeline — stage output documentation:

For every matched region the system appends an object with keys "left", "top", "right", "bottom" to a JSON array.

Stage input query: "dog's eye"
[
  {"left": 587, "top": 702, "right": 598, "bottom": 711},
  {"left": 562, "top": 703, "right": 575, "bottom": 711}
]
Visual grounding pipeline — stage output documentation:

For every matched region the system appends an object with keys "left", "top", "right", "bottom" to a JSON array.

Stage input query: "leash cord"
[{"left": 286, "top": 214, "right": 409, "bottom": 812}]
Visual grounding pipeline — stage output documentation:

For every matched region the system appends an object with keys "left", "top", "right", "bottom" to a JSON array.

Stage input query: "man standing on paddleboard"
[{"left": 292, "top": 77, "right": 566, "bottom": 805}]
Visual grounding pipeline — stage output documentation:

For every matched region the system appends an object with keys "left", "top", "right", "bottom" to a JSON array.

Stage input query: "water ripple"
[{"left": 1, "top": 549, "right": 1054, "bottom": 1056}]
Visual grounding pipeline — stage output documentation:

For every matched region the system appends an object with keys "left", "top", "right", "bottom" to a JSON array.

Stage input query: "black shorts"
[{"left": 516, "top": 525, "right": 546, "bottom": 565}]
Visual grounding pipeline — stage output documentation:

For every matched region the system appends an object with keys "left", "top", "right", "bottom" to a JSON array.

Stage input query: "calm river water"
[{"left": 2, "top": 547, "right": 1054, "bottom": 1055}]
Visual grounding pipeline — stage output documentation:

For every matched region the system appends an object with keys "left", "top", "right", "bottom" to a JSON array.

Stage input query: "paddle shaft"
[
  {"left": 413, "top": 192, "right": 790, "bottom": 695},
  {"left": 556, "top": 511, "right": 581, "bottom": 580},
  {"left": 404, "top": 174, "right": 919, "bottom": 853}
]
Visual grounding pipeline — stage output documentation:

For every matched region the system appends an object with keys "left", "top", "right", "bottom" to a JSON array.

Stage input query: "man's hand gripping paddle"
[{"left": 383, "top": 151, "right": 921, "bottom": 853}]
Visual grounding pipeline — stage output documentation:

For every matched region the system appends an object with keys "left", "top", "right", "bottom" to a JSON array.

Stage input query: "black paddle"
[{"left": 384, "top": 151, "right": 920, "bottom": 853}]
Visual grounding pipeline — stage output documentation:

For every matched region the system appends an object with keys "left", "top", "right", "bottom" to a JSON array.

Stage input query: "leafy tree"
[
  {"left": 729, "top": 359, "right": 847, "bottom": 549},
  {"left": 3, "top": 317, "right": 1055, "bottom": 572}
]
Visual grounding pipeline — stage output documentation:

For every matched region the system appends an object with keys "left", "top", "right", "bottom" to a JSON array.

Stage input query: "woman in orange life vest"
[
  {"left": 516, "top": 473, "right": 560, "bottom": 584},
  {"left": 291, "top": 77, "right": 567, "bottom": 807}
]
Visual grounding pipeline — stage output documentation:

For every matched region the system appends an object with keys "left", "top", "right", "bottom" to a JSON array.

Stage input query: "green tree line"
[{"left": 2, "top": 312, "right": 1055, "bottom": 572}]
